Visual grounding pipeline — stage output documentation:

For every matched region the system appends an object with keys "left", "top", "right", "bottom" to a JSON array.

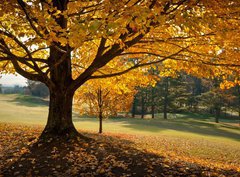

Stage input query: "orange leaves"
[
  {"left": 74, "top": 59, "right": 155, "bottom": 118},
  {"left": 0, "top": 0, "right": 240, "bottom": 100},
  {"left": 220, "top": 80, "right": 240, "bottom": 90},
  {"left": 1, "top": 123, "right": 239, "bottom": 176}
]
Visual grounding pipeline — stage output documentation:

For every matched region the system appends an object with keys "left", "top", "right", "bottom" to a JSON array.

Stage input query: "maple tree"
[
  {"left": 0, "top": 0, "right": 239, "bottom": 137},
  {"left": 74, "top": 65, "right": 154, "bottom": 133}
]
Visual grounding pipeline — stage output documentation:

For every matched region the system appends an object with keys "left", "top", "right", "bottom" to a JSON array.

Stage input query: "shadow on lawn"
[
  {"left": 122, "top": 119, "right": 240, "bottom": 141},
  {"left": 8, "top": 95, "right": 49, "bottom": 107},
  {"left": 74, "top": 117, "right": 240, "bottom": 141},
  {"left": 1, "top": 133, "right": 239, "bottom": 176}
]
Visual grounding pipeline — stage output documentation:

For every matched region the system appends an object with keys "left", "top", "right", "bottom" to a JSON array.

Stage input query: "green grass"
[
  {"left": 0, "top": 94, "right": 239, "bottom": 142},
  {"left": 0, "top": 94, "right": 239, "bottom": 170},
  {"left": 0, "top": 94, "right": 48, "bottom": 125},
  {"left": 9, "top": 94, "right": 49, "bottom": 107}
]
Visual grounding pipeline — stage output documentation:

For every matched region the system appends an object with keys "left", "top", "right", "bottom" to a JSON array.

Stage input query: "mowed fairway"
[
  {"left": 0, "top": 94, "right": 239, "bottom": 171},
  {"left": 0, "top": 94, "right": 48, "bottom": 125}
]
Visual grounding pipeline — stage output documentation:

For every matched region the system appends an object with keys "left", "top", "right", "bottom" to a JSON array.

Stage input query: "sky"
[{"left": 0, "top": 74, "right": 27, "bottom": 86}]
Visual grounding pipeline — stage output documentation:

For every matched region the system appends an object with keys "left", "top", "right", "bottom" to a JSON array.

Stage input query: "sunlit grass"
[
  {"left": 0, "top": 93, "right": 239, "bottom": 170},
  {"left": 0, "top": 94, "right": 239, "bottom": 141}
]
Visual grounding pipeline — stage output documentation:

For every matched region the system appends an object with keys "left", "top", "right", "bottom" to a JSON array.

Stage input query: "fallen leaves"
[
  {"left": 106, "top": 132, "right": 240, "bottom": 172},
  {"left": 0, "top": 123, "right": 239, "bottom": 176}
]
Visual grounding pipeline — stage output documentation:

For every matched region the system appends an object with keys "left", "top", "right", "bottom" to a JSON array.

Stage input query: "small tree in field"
[
  {"left": 0, "top": 0, "right": 239, "bottom": 138},
  {"left": 75, "top": 66, "right": 154, "bottom": 133}
]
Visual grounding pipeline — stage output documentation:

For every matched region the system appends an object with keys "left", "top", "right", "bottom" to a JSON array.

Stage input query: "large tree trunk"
[
  {"left": 41, "top": 88, "right": 78, "bottom": 138},
  {"left": 38, "top": 0, "right": 77, "bottom": 138}
]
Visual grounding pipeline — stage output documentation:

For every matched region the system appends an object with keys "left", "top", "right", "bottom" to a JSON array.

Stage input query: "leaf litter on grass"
[{"left": 0, "top": 123, "right": 239, "bottom": 176}]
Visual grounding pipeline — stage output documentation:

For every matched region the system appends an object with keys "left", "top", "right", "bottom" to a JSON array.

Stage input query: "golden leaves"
[
  {"left": 1, "top": 123, "right": 239, "bottom": 176},
  {"left": 74, "top": 59, "right": 155, "bottom": 118},
  {"left": 0, "top": 0, "right": 239, "bottom": 90}
]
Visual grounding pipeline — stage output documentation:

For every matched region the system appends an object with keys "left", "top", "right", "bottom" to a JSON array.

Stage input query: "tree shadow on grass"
[
  {"left": 1, "top": 133, "right": 239, "bottom": 177},
  {"left": 176, "top": 112, "right": 240, "bottom": 125},
  {"left": 73, "top": 116, "right": 240, "bottom": 141},
  {"left": 8, "top": 95, "right": 49, "bottom": 107},
  {"left": 122, "top": 118, "right": 240, "bottom": 141}
]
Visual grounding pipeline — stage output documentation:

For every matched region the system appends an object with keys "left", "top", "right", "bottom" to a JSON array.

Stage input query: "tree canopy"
[
  {"left": 75, "top": 62, "right": 155, "bottom": 118},
  {"left": 0, "top": 0, "right": 239, "bottom": 136}
]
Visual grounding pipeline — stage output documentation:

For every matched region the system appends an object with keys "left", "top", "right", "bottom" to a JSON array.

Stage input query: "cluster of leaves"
[
  {"left": 74, "top": 60, "right": 156, "bottom": 118},
  {"left": 0, "top": 0, "right": 239, "bottom": 86},
  {"left": 1, "top": 123, "right": 239, "bottom": 176}
]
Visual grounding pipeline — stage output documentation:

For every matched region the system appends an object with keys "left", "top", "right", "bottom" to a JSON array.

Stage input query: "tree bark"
[
  {"left": 131, "top": 96, "right": 136, "bottom": 118},
  {"left": 41, "top": 88, "right": 78, "bottom": 138},
  {"left": 97, "top": 88, "right": 103, "bottom": 134},
  {"left": 141, "top": 95, "right": 145, "bottom": 119},
  {"left": 151, "top": 105, "right": 155, "bottom": 119},
  {"left": 237, "top": 86, "right": 240, "bottom": 126},
  {"left": 163, "top": 77, "right": 169, "bottom": 119},
  {"left": 215, "top": 107, "right": 220, "bottom": 123},
  {"left": 99, "top": 110, "right": 103, "bottom": 134},
  {"left": 151, "top": 87, "right": 155, "bottom": 119}
]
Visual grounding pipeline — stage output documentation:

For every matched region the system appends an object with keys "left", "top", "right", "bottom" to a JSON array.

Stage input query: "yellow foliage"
[
  {"left": 74, "top": 61, "right": 155, "bottom": 118},
  {"left": 0, "top": 0, "right": 239, "bottom": 90}
]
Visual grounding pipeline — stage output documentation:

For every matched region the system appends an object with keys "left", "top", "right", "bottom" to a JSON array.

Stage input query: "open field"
[{"left": 0, "top": 94, "right": 240, "bottom": 174}]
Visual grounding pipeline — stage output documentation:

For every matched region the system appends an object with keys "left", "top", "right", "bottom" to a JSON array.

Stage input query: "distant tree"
[
  {"left": 27, "top": 80, "right": 49, "bottom": 98},
  {"left": 75, "top": 68, "right": 153, "bottom": 133},
  {"left": 133, "top": 86, "right": 153, "bottom": 119},
  {"left": 197, "top": 86, "right": 230, "bottom": 123},
  {"left": 133, "top": 73, "right": 192, "bottom": 119},
  {"left": 222, "top": 85, "right": 240, "bottom": 125},
  {"left": 158, "top": 76, "right": 191, "bottom": 118},
  {"left": 0, "top": 84, "right": 2, "bottom": 94},
  {"left": 13, "top": 85, "right": 24, "bottom": 94},
  {"left": 236, "top": 86, "right": 240, "bottom": 126},
  {"left": 150, "top": 86, "right": 156, "bottom": 119},
  {"left": 131, "top": 96, "right": 138, "bottom": 118},
  {"left": 162, "top": 77, "right": 169, "bottom": 119}
]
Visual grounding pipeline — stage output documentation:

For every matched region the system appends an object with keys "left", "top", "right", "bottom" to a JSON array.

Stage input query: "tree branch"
[
  {"left": 90, "top": 47, "right": 187, "bottom": 79},
  {"left": 17, "top": 0, "right": 46, "bottom": 37},
  {"left": 0, "top": 30, "right": 51, "bottom": 79}
]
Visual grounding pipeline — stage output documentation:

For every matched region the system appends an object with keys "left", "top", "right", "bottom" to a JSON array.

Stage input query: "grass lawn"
[{"left": 0, "top": 94, "right": 239, "bottom": 173}]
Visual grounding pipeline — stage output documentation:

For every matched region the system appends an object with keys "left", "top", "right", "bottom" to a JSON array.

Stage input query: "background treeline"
[
  {"left": 0, "top": 81, "right": 49, "bottom": 98},
  {"left": 1, "top": 74, "right": 240, "bottom": 123},
  {"left": 131, "top": 73, "right": 240, "bottom": 122}
]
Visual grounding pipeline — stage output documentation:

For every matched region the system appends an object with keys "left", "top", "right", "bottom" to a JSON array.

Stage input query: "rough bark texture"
[
  {"left": 38, "top": 0, "right": 79, "bottom": 138},
  {"left": 41, "top": 90, "right": 78, "bottom": 137}
]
